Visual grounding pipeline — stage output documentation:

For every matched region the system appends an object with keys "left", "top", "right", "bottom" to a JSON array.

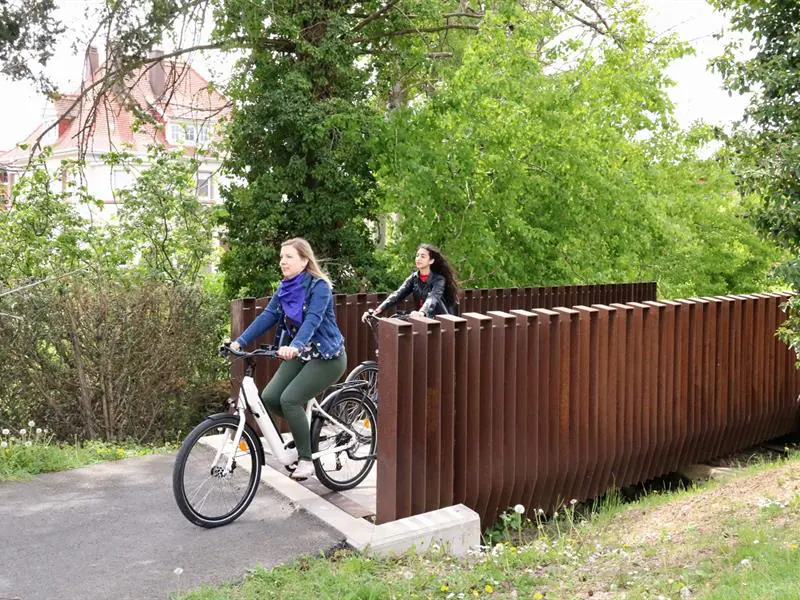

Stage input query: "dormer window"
[{"left": 167, "top": 121, "right": 212, "bottom": 146}]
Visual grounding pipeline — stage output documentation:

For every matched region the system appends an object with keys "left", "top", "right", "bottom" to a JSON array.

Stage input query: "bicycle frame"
[{"left": 217, "top": 363, "right": 365, "bottom": 472}]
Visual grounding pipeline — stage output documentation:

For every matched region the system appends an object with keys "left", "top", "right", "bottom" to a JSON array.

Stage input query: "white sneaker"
[{"left": 290, "top": 459, "right": 315, "bottom": 481}]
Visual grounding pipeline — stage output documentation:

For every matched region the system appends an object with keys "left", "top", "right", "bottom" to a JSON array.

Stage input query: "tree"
[
  {"left": 710, "top": 0, "right": 800, "bottom": 353},
  {"left": 373, "top": 5, "right": 780, "bottom": 296}
]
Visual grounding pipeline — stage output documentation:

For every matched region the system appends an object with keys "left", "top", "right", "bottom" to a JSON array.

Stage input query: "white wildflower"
[
  {"left": 1, "top": 428, "right": 9, "bottom": 436},
  {"left": 570, "top": 498, "right": 578, "bottom": 505},
  {"left": 1, "top": 441, "right": 7, "bottom": 449},
  {"left": 27, "top": 420, "right": 35, "bottom": 427},
  {"left": 740, "top": 558, "right": 752, "bottom": 568},
  {"left": 36, "top": 428, "right": 42, "bottom": 434},
  {"left": 537, "top": 508, "right": 545, "bottom": 515},
  {"left": 24, "top": 441, "right": 32, "bottom": 447},
  {"left": 19, "top": 428, "right": 26, "bottom": 436},
  {"left": 174, "top": 567, "right": 184, "bottom": 576},
  {"left": 753, "top": 539, "right": 760, "bottom": 545},
  {"left": 514, "top": 504, "right": 525, "bottom": 514},
  {"left": 680, "top": 586, "right": 692, "bottom": 599}
]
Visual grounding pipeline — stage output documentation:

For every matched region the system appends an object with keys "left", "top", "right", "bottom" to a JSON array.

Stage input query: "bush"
[{"left": 0, "top": 277, "right": 229, "bottom": 442}]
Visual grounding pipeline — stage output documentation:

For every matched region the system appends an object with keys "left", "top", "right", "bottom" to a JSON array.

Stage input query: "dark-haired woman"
[{"left": 362, "top": 244, "right": 461, "bottom": 321}]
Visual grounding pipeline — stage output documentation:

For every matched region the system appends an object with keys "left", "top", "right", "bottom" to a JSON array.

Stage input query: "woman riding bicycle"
[
  {"left": 363, "top": 243, "right": 461, "bottom": 322},
  {"left": 230, "top": 238, "right": 346, "bottom": 481}
]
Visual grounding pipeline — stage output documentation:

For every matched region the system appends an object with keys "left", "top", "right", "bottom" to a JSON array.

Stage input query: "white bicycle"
[{"left": 172, "top": 344, "right": 377, "bottom": 528}]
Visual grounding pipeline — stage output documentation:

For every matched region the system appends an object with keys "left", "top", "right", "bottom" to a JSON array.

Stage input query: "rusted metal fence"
[
  {"left": 376, "top": 292, "right": 800, "bottom": 528},
  {"left": 230, "top": 281, "right": 656, "bottom": 393}
]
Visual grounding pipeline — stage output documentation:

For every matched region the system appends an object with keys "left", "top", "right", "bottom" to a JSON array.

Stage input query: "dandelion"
[
  {"left": 43, "top": 429, "right": 48, "bottom": 434},
  {"left": 484, "top": 584, "right": 493, "bottom": 593},
  {"left": 28, "top": 420, "right": 35, "bottom": 427},
  {"left": 753, "top": 539, "right": 759, "bottom": 545},
  {"left": 789, "top": 544, "right": 798, "bottom": 551},
  {"left": 1, "top": 441, "right": 7, "bottom": 449},
  {"left": 174, "top": 567, "right": 184, "bottom": 576},
  {"left": 533, "top": 593, "right": 544, "bottom": 599},
  {"left": 537, "top": 508, "right": 545, "bottom": 515},
  {"left": 441, "top": 584, "right": 449, "bottom": 593},
  {"left": 740, "top": 559, "right": 752, "bottom": 568},
  {"left": 19, "top": 429, "right": 26, "bottom": 436},
  {"left": 24, "top": 441, "right": 32, "bottom": 447},
  {"left": 36, "top": 428, "right": 42, "bottom": 434},
  {"left": 514, "top": 504, "right": 525, "bottom": 514},
  {"left": 1, "top": 428, "right": 9, "bottom": 435},
  {"left": 570, "top": 499, "right": 577, "bottom": 505},
  {"left": 680, "top": 586, "right": 692, "bottom": 599}
]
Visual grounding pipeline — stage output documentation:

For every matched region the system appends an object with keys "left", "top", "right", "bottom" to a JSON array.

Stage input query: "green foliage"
[
  {"left": 0, "top": 147, "right": 228, "bottom": 442},
  {"left": 374, "top": 6, "right": 781, "bottom": 297},
  {"left": 710, "top": 0, "right": 800, "bottom": 348},
  {"left": 0, "top": 421, "right": 175, "bottom": 480}
]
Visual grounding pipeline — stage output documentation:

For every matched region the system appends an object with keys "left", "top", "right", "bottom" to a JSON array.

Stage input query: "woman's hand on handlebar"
[
  {"left": 361, "top": 309, "right": 379, "bottom": 323},
  {"left": 409, "top": 310, "right": 424, "bottom": 318},
  {"left": 229, "top": 341, "right": 241, "bottom": 352},
  {"left": 278, "top": 345, "right": 299, "bottom": 360}
]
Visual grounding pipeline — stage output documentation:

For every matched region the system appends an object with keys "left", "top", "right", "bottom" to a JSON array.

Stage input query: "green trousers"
[{"left": 261, "top": 352, "right": 347, "bottom": 460}]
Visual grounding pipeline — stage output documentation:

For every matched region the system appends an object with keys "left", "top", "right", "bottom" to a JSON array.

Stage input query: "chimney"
[
  {"left": 84, "top": 45, "right": 100, "bottom": 80},
  {"left": 148, "top": 49, "right": 166, "bottom": 99}
]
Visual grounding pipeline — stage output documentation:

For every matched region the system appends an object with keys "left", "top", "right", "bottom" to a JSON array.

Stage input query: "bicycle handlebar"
[{"left": 219, "top": 343, "right": 312, "bottom": 362}]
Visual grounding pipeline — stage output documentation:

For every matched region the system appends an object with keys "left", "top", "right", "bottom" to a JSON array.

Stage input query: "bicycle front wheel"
[
  {"left": 172, "top": 415, "right": 263, "bottom": 528},
  {"left": 344, "top": 361, "right": 379, "bottom": 408},
  {"left": 311, "top": 389, "right": 377, "bottom": 491}
]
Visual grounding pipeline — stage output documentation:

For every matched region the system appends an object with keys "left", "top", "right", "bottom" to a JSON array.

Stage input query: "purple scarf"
[{"left": 277, "top": 272, "right": 305, "bottom": 325}]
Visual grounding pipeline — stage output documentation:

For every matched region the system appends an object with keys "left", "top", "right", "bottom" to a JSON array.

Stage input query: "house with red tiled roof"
[{"left": 0, "top": 47, "right": 229, "bottom": 215}]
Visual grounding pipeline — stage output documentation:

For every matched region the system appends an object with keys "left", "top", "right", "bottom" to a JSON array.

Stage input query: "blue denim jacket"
[{"left": 234, "top": 273, "right": 345, "bottom": 359}]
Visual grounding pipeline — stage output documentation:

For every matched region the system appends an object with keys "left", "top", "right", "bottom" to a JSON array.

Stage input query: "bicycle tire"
[
  {"left": 344, "top": 360, "right": 379, "bottom": 408},
  {"left": 172, "top": 414, "right": 263, "bottom": 528},
  {"left": 310, "top": 388, "right": 377, "bottom": 492}
]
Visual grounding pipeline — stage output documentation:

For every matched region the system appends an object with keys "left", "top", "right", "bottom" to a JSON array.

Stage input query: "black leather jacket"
[{"left": 377, "top": 271, "right": 454, "bottom": 318}]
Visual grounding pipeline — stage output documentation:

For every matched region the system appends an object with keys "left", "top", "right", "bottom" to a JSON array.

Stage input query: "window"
[
  {"left": 198, "top": 125, "right": 210, "bottom": 144},
  {"left": 197, "top": 172, "right": 212, "bottom": 199},
  {"left": 185, "top": 124, "right": 197, "bottom": 143},
  {"left": 168, "top": 123, "right": 185, "bottom": 144}
]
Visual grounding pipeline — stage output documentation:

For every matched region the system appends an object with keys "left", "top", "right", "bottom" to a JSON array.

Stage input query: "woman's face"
[
  {"left": 280, "top": 244, "right": 309, "bottom": 279},
  {"left": 415, "top": 247, "right": 435, "bottom": 271}
]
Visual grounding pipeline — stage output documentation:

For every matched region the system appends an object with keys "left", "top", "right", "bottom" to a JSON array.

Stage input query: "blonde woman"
[{"left": 230, "top": 238, "right": 346, "bottom": 481}]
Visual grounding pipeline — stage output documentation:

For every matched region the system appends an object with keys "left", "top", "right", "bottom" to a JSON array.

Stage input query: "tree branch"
[
  {"left": 353, "top": 23, "right": 479, "bottom": 43},
  {"left": 351, "top": 0, "right": 402, "bottom": 33}
]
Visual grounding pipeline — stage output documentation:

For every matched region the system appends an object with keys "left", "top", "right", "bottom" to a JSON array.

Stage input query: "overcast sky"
[{"left": 0, "top": 0, "right": 749, "bottom": 152}]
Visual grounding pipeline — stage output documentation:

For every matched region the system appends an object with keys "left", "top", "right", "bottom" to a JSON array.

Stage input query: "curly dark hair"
[{"left": 419, "top": 243, "right": 461, "bottom": 308}]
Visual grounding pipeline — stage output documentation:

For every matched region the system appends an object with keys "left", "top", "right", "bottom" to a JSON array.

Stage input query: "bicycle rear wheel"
[
  {"left": 172, "top": 414, "right": 262, "bottom": 528},
  {"left": 310, "top": 389, "right": 377, "bottom": 491},
  {"left": 344, "top": 361, "right": 379, "bottom": 407}
]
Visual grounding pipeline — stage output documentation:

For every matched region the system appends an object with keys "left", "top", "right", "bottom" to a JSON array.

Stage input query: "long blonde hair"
[{"left": 282, "top": 237, "right": 333, "bottom": 288}]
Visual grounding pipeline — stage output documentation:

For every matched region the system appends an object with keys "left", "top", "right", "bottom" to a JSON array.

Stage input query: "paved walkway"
[{"left": 0, "top": 453, "right": 345, "bottom": 600}]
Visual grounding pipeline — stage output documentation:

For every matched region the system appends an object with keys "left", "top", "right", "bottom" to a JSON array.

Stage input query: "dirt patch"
[{"left": 618, "top": 459, "right": 800, "bottom": 547}]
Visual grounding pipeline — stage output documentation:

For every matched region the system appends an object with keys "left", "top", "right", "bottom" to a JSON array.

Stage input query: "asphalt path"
[{"left": 0, "top": 453, "right": 343, "bottom": 600}]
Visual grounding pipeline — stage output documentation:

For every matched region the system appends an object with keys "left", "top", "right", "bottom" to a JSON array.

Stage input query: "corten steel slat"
[
  {"left": 418, "top": 317, "right": 444, "bottom": 513},
  {"left": 656, "top": 301, "right": 679, "bottom": 474},
  {"left": 659, "top": 300, "right": 684, "bottom": 473},
  {"left": 487, "top": 311, "right": 519, "bottom": 523},
  {"left": 590, "top": 304, "right": 617, "bottom": 499},
  {"left": 763, "top": 294, "right": 780, "bottom": 440},
  {"left": 552, "top": 307, "right": 581, "bottom": 508},
  {"left": 481, "top": 310, "right": 505, "bottom": 525},
  {"left": 229, "top": 298, "right": 251, "bottom": 399},
  {"left": 701, "top": 297, "right": 720, "bottom": 461},
  {"left": 629, "top": 302, "right": 658, "bottom": 482},
  {"left": 376, "top": 317, "right": 413, "bottom": 524},
  {"left": 408, "top": 316, "right": 431, "bottom": 516},
  {"left": 687, "top": 298, "right": 705, "bottom": 466},
  {"left": 739, "top": 295, "right": 757, "bottom": 447},
  {"left": 510, "top": 309, "right": 538, "bottom": 511},
  {"left": 574, "top": 306, "right": 601, "bottom": 500},
  {"left": 716, "top": 297, "right": 734, "bottom": 458},
  {"left": 531, "top": 288, "right": 541, "bottom": 310},
  {"left": 609, "top": 303, "right": 635, "bottom": 487},
  {"left": 773, "top": 293, "right": 796, "bottom": 428},
  {"left": 690, "top": 297, "right": 713, "bottom": 463},
  {"left": 480, "top": 289, "right": 490, "bottom": 314},
  {"left": 725, "top": 295, "right": 745, "bottom": 457},
  {"left": 714, "top": 297, "right": 734, "bottom": 458},
  {"left": 754, "top": 293, "right": 771, "bottom": 442},
  {"left": 463, "top": 313, "right": 494, "bottom": 521},
  {"left": 642, "top": 301, "right": 668, "bottom": 480},
  {"left": 769, "top": 294, "right": 788, "bottom": 432},
  {"left": 672, "top": 299, "right": 695, "bottom": 468},
  {"left": 747, "top": 294, "right": 766, "bottom": 445},
  {"left": 437, "top": 315, "right": 466, "bottom": 508},
  {"left": 530, "top": 308, "right": 561, "bottom": 511},
  {"left": 629, "top": 303, "right": 648, "bottom": 485},
  {"left": 706, "top": 298, "right": 727, "bottom": 459}
]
